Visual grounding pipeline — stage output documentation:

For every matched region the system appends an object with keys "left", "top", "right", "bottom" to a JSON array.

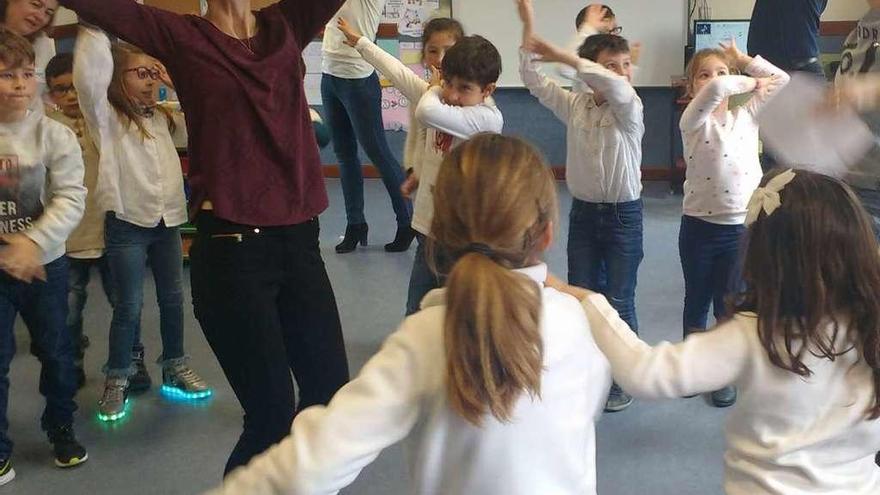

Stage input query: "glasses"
[
  {"left": 49, "top": 84, "right": 75, "bottom": 95},
  {"left": 124, "top": 67, "right": 161, "bottom": 80},
  {"left": 610, "top": 26, "right": 623, "bottom": 35}
]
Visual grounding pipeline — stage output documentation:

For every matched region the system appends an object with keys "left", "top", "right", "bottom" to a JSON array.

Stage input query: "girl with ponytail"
[{"left": 207, "top": 134, "right": 613, "bottom": 495}]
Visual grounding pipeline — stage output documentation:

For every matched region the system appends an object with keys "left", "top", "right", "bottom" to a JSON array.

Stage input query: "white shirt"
[
  {"left": 680, "top": 56, "right": 790, "bottom": 224},
  {"left": 33, "top": 33, "right": 56, "bottom": 112},
  {"left": 557, "top": 25, "right": 600, "bottom": 92},
  {"left": 582, "top": 293, "right": 880, "bottom": 495},
  {"left": 73, "top": 27, "right": 188, "bottom": 229},
  {"left": 322, "top": 0, "right": 386, "bottom": 79},
  {"left": 352, "top": 37, "right": 503, "bottom": 235},
  {"left": 520, "top": 50, "right": 644, "bottom": 203},
  {"left": 0, "top": 111, "right": 86, "bottom": 264},
  {"left": 207, "top": 263, "right": 612, "bottom": 495}
]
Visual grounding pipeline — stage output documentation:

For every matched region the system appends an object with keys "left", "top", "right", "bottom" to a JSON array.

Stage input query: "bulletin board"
[{"left": 304, "top": 0, "right": 453, "bottom": 131}]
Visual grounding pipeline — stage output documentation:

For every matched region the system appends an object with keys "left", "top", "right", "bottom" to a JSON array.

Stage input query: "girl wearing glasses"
[{"left": 73, "top": 25, "right": 211, "bottom": 423}]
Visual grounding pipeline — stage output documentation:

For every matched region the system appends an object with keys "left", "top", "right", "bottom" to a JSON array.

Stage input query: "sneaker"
[
  {"left": 711, "top": 386, "right": 737, "bottom": 408},
  {"left": 0, "top": 457, "right": 14, "bottom": 486},
  {"left": 162, "top": 365, "right": 213, "bottom": 400},
  {"left": 47, "top": 425, "right": 88, "bottom": 468},
  {"left": 604, "top": 383, "right": 634, "bottom": 413},
  {"left": 98, "top": 377, "right": 129, "bottom": 422},
  {"left": 128, "top": 349, "right": 152, "bottom": 394}
]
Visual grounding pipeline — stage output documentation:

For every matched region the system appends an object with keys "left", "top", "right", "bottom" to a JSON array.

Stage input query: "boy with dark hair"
[
  {"left": 519, "top": 0, "right": 644, "bottom": 412},
  {"left": 0, "top": 29, "right": 88, "bottom": 486},
  {"left": 336, "top": 25, "right": 504, "bottom": 315}
]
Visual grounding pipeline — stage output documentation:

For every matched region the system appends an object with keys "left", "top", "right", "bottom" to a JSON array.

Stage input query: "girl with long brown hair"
[
  {"left": 73, "top": 26, "right": 210, "bottom": 422},
  {"left": 206, "top": 134, "right": 612, "bottom": 495},
  {"left": 559, "top": 168, "right": 880, "bottom": 494}
]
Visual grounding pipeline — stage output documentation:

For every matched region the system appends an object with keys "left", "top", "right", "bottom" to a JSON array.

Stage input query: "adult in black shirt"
[{"left": 748, "top": 0, "right": 828, "bottom": 76}]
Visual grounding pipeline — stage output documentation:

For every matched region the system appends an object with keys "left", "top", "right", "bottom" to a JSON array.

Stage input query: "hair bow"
[{"left": 744, "top": 169, "right": 796, "bottom": 226}]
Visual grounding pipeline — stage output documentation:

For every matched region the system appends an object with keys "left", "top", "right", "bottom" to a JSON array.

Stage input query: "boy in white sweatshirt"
[
  {"left": 518, "top": 0, "right": 644, "bottom": 412},
  {"left": 0, "top": 29, "right": 88, "bottom": 487}
]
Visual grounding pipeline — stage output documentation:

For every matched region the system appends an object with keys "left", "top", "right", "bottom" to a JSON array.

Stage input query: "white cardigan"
[
  {"left": 207, "top": 263, "right": 612, "bottom": 495},
  {"left": 582, "top": 293, "right": 880, "bottom": 495}
]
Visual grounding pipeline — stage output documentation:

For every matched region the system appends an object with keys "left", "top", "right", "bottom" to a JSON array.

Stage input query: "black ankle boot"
[
  {"left": 336, "top": 223, "right": 368, "bottom": 253},
  {"left": 384, "top": 225, "right": 416, "bottom": 252}
]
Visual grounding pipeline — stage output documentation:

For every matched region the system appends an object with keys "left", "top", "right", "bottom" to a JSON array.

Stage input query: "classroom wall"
[{"left": 706, "top": 0, "right": 866, "bottom": 21}]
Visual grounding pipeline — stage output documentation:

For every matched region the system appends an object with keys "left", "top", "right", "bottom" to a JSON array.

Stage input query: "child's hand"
[
  {"left": 401, "top": 174, "right": 419, "bottom": 199},
  {"left": 719, "top": 38, "right": 747, "bottom": 69},
  {"left": 0, "top": 234, "right": 46, "bottom": 283},
  {"left": 822, "top": 76, "right": 880, "bottom": 113},
  {"left": 337, "top": 18, "right": 363, "bottom": 48},
  {"left": 630, "top": 41, "right": 642, "bottom": 66},
  {"left": 516, "top": 0, "right": 535, "bottom": 26},
  {"left": 428, "top": 66, "right": 442, "bottom": 88},
  {"left": 154, "top": 62, "right": 174, "bottom": 90},
  {"left": 524, "top": 35, "right": 579, "bottom": 67},
  {"left": 584, "top": 4, "right": 612, "bottom": 31}
]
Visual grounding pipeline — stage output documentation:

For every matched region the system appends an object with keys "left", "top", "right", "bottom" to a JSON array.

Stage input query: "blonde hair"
[
  {"left": 429, "top": 133, "right": 558, "bottom": 426},
  {"left": 685, "top": 48, "right": 736, "bottom": 97},
  {"left": 108, "top": 42, "right": 175, "bottom": 141}
]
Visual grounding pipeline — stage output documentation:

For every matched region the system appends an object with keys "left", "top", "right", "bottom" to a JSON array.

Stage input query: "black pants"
[{"left": 190, "top": 212, "right": 350, "bottom": 475}]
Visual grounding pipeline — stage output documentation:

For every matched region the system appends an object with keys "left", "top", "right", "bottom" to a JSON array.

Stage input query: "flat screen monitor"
[{"left": 694, "top": 20, "right": 750, "bottom": 52}]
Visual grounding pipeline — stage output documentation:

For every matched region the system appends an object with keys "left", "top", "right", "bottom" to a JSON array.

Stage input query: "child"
[
  {"left": 836, "top": 0, "right": 880, "bottom": 238},
  {"left": 73, "top": 25, "right": 211, "bottom": 422},
  {"left": 517, "top": 0, "right": 642, "bottom": 412},
  {"left": 45, "top": 52, "right": 117, "bottom": 389},
  {"left": 0, "top": 29, "right": 88, "bottom": 486},
  {"left": 558, "top": 3, "right": 622, "bottom": 87},
  {"left": 557, "top": 169, "right": 880, "bottom": 494},
  {"left": 678, "top": 42, "right": 789, "bottom": 407},
  {"left": 335, "top": 22, "right": 503, "bottom": 315},
  {"left": 207, "top": 134, "right": 612, "bottom": 495}
]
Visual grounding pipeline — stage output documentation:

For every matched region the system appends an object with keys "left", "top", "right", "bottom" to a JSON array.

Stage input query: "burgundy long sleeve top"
[{"left": 61, "top": 0, "right": 344, "bottom": 226}]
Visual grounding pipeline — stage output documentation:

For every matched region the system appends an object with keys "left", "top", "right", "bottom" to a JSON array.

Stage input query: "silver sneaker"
[
  {"left": 97, "top": 378, "right": 129, "bottom": 422},
  {"left": 162, "top": 365, "right": 212, "bottom": 400}
]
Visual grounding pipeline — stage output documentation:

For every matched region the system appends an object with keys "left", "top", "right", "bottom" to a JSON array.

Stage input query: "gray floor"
[{"left": 7, "top": 179, "right": 729, "bottom": 494}]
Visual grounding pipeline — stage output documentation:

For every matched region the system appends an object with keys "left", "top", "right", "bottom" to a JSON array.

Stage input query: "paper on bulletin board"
[
  {"left": 376, "top": 39, "right": 401, "bottom": 87},
  {"left": 382, "top": 87, "right": 410, "bottom": 131},
  {"left": 382, "top": 0, "right": 403, "bottom": 23},
  {"left": 400, "top": 42, "right": 423, "bottom": 65},
  {"left": 398, "top": 0, "right": 441, "bottom": 37}
]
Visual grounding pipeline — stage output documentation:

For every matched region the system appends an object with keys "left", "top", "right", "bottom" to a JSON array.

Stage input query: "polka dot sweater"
[{"left": 680, "top": 56, "right": 790, "bottom": 224}]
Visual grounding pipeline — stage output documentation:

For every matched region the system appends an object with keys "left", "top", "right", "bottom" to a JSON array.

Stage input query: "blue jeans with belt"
[
  {"left": 567, "top": 199, "right": 644, "bottom": 334},
  {"left": 321, "top": 72, "right": 412, "bottom": 228}
]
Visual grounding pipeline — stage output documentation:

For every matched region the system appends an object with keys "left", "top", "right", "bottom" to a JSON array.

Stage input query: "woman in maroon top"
[{"left": 58, "top": 0, "right": 351, "bottom": 474}]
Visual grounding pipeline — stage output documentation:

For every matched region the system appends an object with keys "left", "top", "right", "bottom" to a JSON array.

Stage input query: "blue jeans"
[
  {"left": 104, "top": 214, "right": 185, "bottom": 378},
  {"left": 0, "top": 257, "right": 78, "bottom": 458},
  {"left": 854, "top": 187, "right": 880, "bottom": 240},
  {"left": 405, "top": 235, "right": 450, "bottom": 316},
  {"left": 678, "top": 215, "right": 745, "bottom": 335},
  {"left": 321, "top": 72, "right": 412, "bottom": 227},
  {"left": 567, "top": 199, "right": 644, "bottom": 333}
]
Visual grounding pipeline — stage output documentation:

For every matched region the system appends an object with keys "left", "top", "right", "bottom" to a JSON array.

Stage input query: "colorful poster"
[
  {"left": 381, "top": 87, "right": 411, "bottom": 131},
  {"left": 398, "top": 0, "right": 442, "bottom": 37},
  {"left": 381, "top": 0, "right": 403, "bottom": 23}
]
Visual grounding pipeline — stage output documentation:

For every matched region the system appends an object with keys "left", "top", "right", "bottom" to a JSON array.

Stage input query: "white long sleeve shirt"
[
  {"left": 73, "top": 26, "right": 187, "bottom": 229},
  {"left": 352, "top": 37, "right": 503, "bottom": 235},
  {"left": 680, "top": 56, "right": 790, "bottom": 224},
  {"left": 322, "top": 0, "right": 386, "bottom": 79},
  {"left": 520, "top": 50, "right": 643, "bottom": 203},
  {"left": 582, "top": 293, "right": 880, "bottom": 495},
  {"left": 557, "top": 25, "right": 600, "bottom": 91},
  {"left": 33, "top": 33, "right": 56, "bottom": 113},
  {"left": 207, "top": 263, "right": 612, "bottom": 495},
  {"left": 0, "top": 111, "right": 86, "bottom": 264}
]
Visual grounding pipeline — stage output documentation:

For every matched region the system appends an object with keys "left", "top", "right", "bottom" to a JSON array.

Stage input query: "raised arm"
[
  {"left": 415, "top": 87, "right": 504, "bottom": 140},
  {"left": 740, "top": 56, "right": 791, "bottom": 116},
  {"left": 206, "top": 325, "right": 427, "bottom": 495},
  {"left": 354, "top": 37, "right": 429, "bottom": 103},
  {"left": 573, "top": 58, "right": 642, "bottom": 130},
  {"left": 279, "top": 0, "right": 348, "bottom": 47},
  {"left": 72, "top": 26, "right": 115, "bottom": 150},
  {"left": 581, "top": 294, "right": 750, "bottom": 399},
  {"left": 520, "top": 49, "right": 574, "bottom": 122},
  {"left": 679, "top": 75, "right": 757, "bottom": 132},
  {"left": 59, "top": 0, "right": 186, "bottom": 62}
]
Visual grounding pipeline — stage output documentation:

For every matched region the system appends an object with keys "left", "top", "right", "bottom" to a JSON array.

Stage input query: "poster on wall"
[{"left": 398, "top": 0, "right": 441, "bottom": 37}]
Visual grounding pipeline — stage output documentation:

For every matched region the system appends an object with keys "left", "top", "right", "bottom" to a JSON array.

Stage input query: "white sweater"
[
  {"left": 0, "top": 111, "right": 86, "bottom": 264},
  {"left": 582, "top": 293, "right": 880, "bottom": 495},
  {"left": 520, "top": 49, "right": 644, "bottom": 203},
  {"left": 352, "top": 37, "right": 503, "bottom": 235},
  {"left": 73, "top": 27, "right": 188, "bottom": 229},
  {"left": 680, "top": 56, "right": 790, "bottom": 224},
  {"left": 323, "top": 0, "right": 386, "bottom": 79},
  {"left": 207, "top": 263, "right": 612, "bottom": 495}
]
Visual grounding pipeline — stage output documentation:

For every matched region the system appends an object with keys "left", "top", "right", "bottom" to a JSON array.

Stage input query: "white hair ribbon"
[{"left": 744, "top": 169, "right": 797, "bottom": 226}]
